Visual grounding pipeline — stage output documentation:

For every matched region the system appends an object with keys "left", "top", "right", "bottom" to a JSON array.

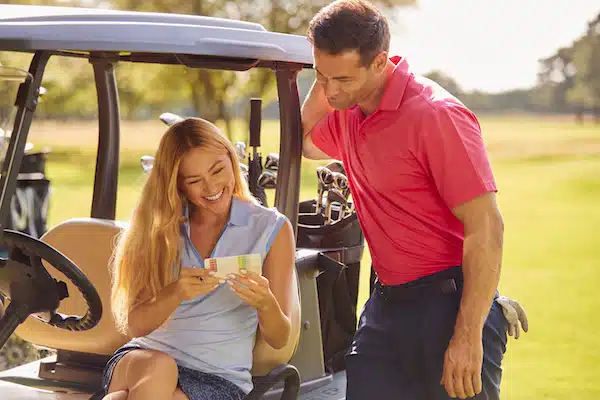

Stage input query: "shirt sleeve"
[
  {"left": 310, "top": 111, "right": 342, "bottom": 159},
  {"left": 266, "top": 213, "right": 288, "bottom": 254},
  {"left": 418, "top": 104, "right": 497, "bottom": 209}
]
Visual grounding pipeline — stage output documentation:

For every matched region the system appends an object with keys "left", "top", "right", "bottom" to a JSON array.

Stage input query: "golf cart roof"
[{"left": 0, "top": 4, "right": 314, "bottom": 68}]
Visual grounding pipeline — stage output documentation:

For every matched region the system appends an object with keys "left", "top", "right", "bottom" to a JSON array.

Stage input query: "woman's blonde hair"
[{"left": 110, "top": 118, "right": 257, "bottom": 333}]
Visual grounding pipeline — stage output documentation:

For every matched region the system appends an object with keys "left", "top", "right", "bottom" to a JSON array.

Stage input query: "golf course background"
[{"left": 24, "top": 114, "right": 600, "bottom": 399}]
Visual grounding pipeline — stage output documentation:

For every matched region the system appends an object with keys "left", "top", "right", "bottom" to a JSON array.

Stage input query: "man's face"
[{"left": 313, "top": 48, "right": 378, "bottom": 110}]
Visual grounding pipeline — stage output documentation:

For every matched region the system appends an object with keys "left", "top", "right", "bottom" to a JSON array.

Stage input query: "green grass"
[{"left": 26, "top": 115, "right": 600, "bottom": 399}]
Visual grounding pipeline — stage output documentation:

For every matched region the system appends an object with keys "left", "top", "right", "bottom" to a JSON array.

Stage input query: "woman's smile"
[{"left": 204, "top": 188, "right": 224, "bottom": 202}]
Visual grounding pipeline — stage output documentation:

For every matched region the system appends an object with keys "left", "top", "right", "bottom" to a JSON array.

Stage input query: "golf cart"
[{"left": 0, "top": 5, "right": 364, "bottom": 399}]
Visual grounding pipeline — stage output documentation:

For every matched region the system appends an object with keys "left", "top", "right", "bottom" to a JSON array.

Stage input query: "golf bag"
[
  {"left": 3, "top": 150, "right": 50, "bottom": 240},
  {"left": 297, "top": 200, "right": 365, "bottom": 373}
]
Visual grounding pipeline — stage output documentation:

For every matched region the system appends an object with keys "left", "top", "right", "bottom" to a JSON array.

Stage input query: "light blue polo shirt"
[{"left": 129, "top": 197, "right": 287, "bottom": 393}]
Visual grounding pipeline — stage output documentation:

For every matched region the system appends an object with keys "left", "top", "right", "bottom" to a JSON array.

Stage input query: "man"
[{"left": 302, "top": 1, "right": 526, "bottom": 399}]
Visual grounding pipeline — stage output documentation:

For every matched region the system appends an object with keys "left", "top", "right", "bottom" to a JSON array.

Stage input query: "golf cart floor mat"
[{"left": 298, "top": 370, "right": 346, "bottom": 400}]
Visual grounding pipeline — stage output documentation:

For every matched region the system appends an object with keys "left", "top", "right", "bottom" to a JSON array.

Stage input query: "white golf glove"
[{"left": 496, "top": 295, "right": 529, "bottom": 339}]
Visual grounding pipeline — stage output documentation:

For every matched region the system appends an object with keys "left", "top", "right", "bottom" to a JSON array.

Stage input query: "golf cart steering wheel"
[{"left": 0, "top": 230, "right": 102, "bottom": 347}]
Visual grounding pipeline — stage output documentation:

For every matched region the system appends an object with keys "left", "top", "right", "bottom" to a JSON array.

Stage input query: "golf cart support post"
[{"left": 0, "top": 5, "right": 365, "bottom": 399}]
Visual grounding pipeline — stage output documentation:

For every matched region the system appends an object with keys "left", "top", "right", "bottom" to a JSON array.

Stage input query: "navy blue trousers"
[{"left": 345, "top": 267, "right": 508, "bottom": 400}]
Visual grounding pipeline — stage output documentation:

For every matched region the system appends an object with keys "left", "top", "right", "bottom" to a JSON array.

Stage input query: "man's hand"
[
  {"left": 441, "top": 331, "right": 483, "bottom": 399},
  {"left": 496, "top": 295, "right": 529, "bottom": 339}
]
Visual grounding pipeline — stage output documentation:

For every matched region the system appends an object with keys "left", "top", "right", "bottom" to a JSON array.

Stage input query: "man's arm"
[
  {"left": 418, "top": 104, "right": 504, "bottom": 399},
  {"left": 301, "top": 79, "right": 334, "bottom": 160},
  {"left": 452, "top": 191, "right": 503, "bottom": 334},
  {"left": 442, "top": 191, "right": 504, "bottom": 399}
]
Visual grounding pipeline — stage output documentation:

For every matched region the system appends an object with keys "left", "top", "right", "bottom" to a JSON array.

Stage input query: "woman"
[{"left": 102, "top": 118, "right": 296, "bottom": 400}]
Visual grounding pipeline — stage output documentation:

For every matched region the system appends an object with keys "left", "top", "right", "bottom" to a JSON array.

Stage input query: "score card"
[{"left": 205, "top": 253, "right": 262, "bottom": 278}]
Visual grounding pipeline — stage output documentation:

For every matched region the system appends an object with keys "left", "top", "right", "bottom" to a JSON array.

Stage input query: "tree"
[
  {"left": 538, "top": 11, "right": 600, "bottom": 122},
  {"left": 566, "top": 37, "right": 595, "bottom": 123},
  {"left": 537, "top": 47, "right": 576, "bottom": 113},
  {"left": 424, "top": 70, "right": 462, "bottom": 97},
  {"left": 584, "top": 14, "right": 600, "bottom": 122}
]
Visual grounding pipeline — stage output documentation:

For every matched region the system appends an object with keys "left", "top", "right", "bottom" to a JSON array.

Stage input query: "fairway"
[{"left": 23, "top": 114, "right": 600, "bottom": 399}]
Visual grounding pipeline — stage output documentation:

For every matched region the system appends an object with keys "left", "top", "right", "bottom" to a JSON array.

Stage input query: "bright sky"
[{"left": 390, "top": 0, "right": 600, "bottom": 93}]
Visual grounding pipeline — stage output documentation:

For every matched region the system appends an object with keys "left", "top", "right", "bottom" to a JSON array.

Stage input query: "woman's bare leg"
[
  {"left": 102, "top": 390, "right": 128, "bottom": 400},
  {"left": 173, "top": 388, "right": 189, "bottom": 400},
  {"left": 103, "top": 385, "right": 188, "bottom": 400},
  {"left": 104, "top": 349, "right": 179, "bottom": 400}
]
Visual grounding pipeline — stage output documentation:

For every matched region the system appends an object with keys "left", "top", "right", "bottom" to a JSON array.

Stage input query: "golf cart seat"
[{"left": 11, "top": 217, "right": 302, "bottom": 399}]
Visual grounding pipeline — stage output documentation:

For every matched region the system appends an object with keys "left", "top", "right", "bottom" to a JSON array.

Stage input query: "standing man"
[{"left": 302, "top": 1, "right": 520, "bottom": 399}]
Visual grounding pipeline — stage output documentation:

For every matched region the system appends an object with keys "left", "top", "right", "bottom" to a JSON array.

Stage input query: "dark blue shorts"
[
  {"left": 101, "top": 344, "right": 246, "bottom": 400},
  {"left": 345, "top": 266, "right": 508, "bottom": 400}
]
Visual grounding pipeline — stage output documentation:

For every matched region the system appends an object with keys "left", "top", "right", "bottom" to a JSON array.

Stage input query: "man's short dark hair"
[{"left": 308, "top": 0, "right": 391, "bottom": 66}]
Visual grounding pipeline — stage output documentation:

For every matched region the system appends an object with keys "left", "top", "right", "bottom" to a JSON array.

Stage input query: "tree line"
[
  {"left": 2, "top": 1, "right": 597, "bottom": 130},
  {"left": 427, "top": 11, "right": 600, "bottom": 123}
]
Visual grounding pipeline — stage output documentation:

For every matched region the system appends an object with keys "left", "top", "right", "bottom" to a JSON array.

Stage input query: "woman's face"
[{"left": 178, "top": 146, "right": 236, "bottom": 219}]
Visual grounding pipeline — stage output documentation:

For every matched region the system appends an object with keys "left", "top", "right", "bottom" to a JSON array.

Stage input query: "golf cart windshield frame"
[
  {"left": 0, "top": 52, "right": 47, "bottom": 236},
  {"left": 0, "top": 49, "right": 305, "bottom": 236}
]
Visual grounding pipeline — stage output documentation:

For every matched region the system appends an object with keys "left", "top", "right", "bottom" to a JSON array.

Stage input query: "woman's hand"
[
  {"left": 177, "top": 267, "right": 222, "bottom": 302},
  {"left": 227, "top": 269, "right": 278, "bottom": 312},
  {"left": 126, "top": 267, "right": 220, "bottom": 338}
]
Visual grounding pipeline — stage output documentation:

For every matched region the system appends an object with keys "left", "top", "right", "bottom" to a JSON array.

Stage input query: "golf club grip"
[{"left": 249, "top": 98, "right": 262, "bottom": 148}]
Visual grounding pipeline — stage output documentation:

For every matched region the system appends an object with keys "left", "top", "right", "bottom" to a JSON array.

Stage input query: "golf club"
[
  {"left": 258, "top": 169, "right": 277, "bottom": 190},
  {"left": 331, "top": 171, "right": 349, "bottom": 198},
  {"left": 159, "top": 112, "right": 184, "bottom": 126},
  {"left": 315, "top": 168, "right": 325, "bottom": 215},
  {"left": 325, "top": 188, "right": 347, "bottom": 224},
  {"left": 316, "top": 166, "right": 334, "bottom": 214},
  {"left": 324, "top": 160, "right": 345, "bottom": 175},
  {"left": 234, "top": 141, "right": 247, "bottom": 161},
  {"left": 264, "top": 153, "right": 279, "bottom": 170},
  {"left": 247, "top": 98, "right": 268, "bottom": 206},
  {"left": 141, "top": 155, "right": 154, "bottom": 174},
  {"left": 239, "top": 163, "right": 249, "bottom": 182}
]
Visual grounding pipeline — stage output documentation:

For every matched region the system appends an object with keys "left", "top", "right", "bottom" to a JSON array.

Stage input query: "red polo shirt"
[{"left": 311, "top": 56, "right": 497, "bottom": 285}]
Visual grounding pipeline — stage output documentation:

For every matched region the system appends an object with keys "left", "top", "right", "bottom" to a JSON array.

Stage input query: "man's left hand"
[{"left": 441, "top": 331, "right": 483, "bottom": 399}]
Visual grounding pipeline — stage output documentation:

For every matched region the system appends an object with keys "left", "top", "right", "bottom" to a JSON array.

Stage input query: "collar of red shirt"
[{"left": 377, "top": 55, "right": 411, "bottom": 111}]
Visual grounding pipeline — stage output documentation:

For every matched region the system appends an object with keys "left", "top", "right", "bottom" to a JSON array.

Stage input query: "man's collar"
[{"left": 378, "top": 56, "right": 411, "bottom": 111}]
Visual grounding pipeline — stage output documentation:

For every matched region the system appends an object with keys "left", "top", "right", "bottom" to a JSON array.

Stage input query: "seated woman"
[{"left": 102, "top": 118, "right": 296, "bottom": 400}]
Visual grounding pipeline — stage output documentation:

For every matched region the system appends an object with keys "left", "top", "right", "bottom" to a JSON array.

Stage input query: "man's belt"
[{"left": 375, "top": 267, "right": 463, "bottom": 301}]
